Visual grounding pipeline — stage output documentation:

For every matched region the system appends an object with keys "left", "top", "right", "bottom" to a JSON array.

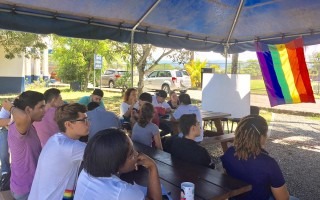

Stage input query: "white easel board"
[{"left": 202, "top": 74, "right": 250, "bottom": 118}]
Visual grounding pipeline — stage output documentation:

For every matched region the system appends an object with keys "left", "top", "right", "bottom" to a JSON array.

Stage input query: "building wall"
[{"left": 0, "top": 47, "right": 25, "bottom": 94}]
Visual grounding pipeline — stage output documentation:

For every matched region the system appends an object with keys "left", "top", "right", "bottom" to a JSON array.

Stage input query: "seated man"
[
  {"left": 34, "top": 88, "right": 64, "bottom": 147},
  {"left": 168, "top": 114, "right": 215, "bottom": 169},
  {"left": 29, "top": 103, "right": 89, "bottom": 200},
  {"left": 151, "top": 90, "right": 171, "bottom": 115},
  {"left": 78, "top": 89, "right": 105, "bottom": 109},
  {"left": 171, "top": 93, "right": 203, "bottom": 142},
  {"left": 87, "top": 102, "right": 120, "bottom": 140},
  {"left": 152, "top": 90, "right": 172, "bottom": 136}
]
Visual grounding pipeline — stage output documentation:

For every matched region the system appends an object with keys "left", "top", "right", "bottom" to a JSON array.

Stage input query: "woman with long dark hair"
[
  {"left": 132, "top": 103, "right": 162, "bottom": 150},
  {"left": 74, "top": 128, "right": 161, "bottom": 200}
]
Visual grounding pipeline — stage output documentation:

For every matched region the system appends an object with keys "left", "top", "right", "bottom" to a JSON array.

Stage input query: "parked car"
[
  {"left": 101, "top": 69, "right": 128, "bottom": 88},
  {"left": 144, "top": 70, "right": 191, "bottom": 93}
]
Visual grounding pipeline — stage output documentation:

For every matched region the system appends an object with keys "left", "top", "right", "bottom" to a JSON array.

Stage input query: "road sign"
[{"left": 94, "top": 54, "right": 102, "bottom": 69}]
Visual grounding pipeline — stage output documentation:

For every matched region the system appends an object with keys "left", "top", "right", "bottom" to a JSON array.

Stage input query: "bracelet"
[{"left": 9, "top": 106, "right": 15, "bottom": 114}]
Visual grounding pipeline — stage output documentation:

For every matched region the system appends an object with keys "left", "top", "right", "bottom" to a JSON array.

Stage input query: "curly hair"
[
  {"left": 233, "top": 115, "right": 268, "bottom": 160},
  {"left": 138, "top": 102, "right": 154, "bottom": 128},
  {"left": 123, "top": 88, "right": 137, "bottom": 102}
]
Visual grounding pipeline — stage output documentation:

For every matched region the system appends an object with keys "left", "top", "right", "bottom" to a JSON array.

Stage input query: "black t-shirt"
[
  {"left": 169, "top": 137, "right": 214, "bottom": 169},
  {"left": 167, "top": 100, "right": 179, "bottom": 109}
]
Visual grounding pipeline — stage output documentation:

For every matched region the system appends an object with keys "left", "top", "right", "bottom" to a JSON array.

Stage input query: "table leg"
[{"left": 213, "top": 119, "right": 224, "bottom": 134}]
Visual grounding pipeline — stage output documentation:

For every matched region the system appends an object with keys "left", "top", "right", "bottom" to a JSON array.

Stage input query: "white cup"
[{"left": 180, "top": 182, "right": 195, "bottom": 200}]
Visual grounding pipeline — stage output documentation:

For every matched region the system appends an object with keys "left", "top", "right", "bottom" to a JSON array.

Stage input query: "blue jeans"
[{"left": 0, "top": 129, "right": 10, "bottom": 174}]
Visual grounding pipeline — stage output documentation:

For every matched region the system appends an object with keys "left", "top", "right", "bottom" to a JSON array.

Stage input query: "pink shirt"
[
  {"left": 8, "top": 123, "right": 41, "bottom": 195},
  {"left": 33, "top": 107, "right": 60, "bottom": 147}
]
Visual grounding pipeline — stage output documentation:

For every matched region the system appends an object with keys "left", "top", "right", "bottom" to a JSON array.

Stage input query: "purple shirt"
[
  {"left": 220, "top": 146, "right": 285, "bottom": 200},
  {"left": 33, "top": 107, "right": 60, "bottom": 147},
  {"left": 8, "top": 123, "right": 41, "bottom": 195}
]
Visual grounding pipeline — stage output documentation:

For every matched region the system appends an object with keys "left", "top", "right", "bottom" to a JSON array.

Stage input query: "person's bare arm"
[
  {"left": 153, "top": 133, "right": 163, "bottom": 150},
  {"left": 2, "top": 100, "right": 31, "bottom": 134},
  {"left": 271, "top": 184, "right": 290, "bottom": 200},
  {"left": 137, "top": 154, "right": 161, "bottom": 200},
  {"left": 0, "top": 118, "right": 10, "bottom": 127}
]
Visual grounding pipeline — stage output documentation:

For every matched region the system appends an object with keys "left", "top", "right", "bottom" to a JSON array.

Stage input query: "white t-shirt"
[
  {"left": 74, "top": 171, "right": 145, "bottom": 200},
  {"left": 120, "top": 102, "right": 139, "bottom": 117},
  {"left": 28, "top": 133, "right": 86, "bottom": 200},
  {"left": 151, "top": 96, "right": 171, "bottom": 110},
  {"left": 173, "top": 104, "right": 203, "bottom": 142}
]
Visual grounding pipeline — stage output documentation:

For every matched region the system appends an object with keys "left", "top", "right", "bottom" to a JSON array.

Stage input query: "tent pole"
[
  {"left": 130, "top": 0, "right": 162, "bottom": 87},
  {"left": 224, "top": 45, "right": 228, "bottom": 74}
]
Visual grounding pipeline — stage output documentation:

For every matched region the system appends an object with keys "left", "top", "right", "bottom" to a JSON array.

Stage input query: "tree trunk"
[
  {"left": 84, "top": 60, "right": 92, "bottom": 91},
  {"left": 137, "top": 67, "right": 145, "bottom": 95},
  {"left": 231, "top": 53, "right": 239, "bottom": 74},
  {"left": 190, "top": 51, "right": 194, "bottom": 62}
]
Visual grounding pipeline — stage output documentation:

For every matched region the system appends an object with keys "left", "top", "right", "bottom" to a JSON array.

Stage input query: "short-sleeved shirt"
[
  {"left": 151, "top": 96, "right": 171, "bottom": 110},
  {"left": 170, "top": 137, "right": 213, "bottom": 168},
  {"left": 86, "top": 107, "right": 120, "bottom": 140},
  {"left": 172, "top": 104, "right": 203, "bottom": 142},
  {"left": 120, "top": 102, "right": 139, "bottom": 117},
  {"left": 33, "top": 107, "right": 60, "bottom": 147},
  {"left": 74, "top": 171, "right": 145, "bottom": 200},
  {"left": 131, "top": 122, "right": 159, "bottom": 147},
  {"left": 28, "top": 133, "right": 86, "bottom": 200},
  {"left": 78, "top": 96, "right": 105, "bottom": 109},
  {"left": 8, "top": 123, "right": 41, "bottom": 195},
  {"left": 220, "top": 146, "right": 286, "bottom": 200}
]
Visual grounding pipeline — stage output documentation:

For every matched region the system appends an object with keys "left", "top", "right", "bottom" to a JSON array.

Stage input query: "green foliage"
[
  {"left": 0, "top": 30, "right": 47, "bottom": 59},
  {"left": 240, "top": 59, "right": 261, "bottom": 77},
  {"left": 114, "top": 72, "right": 131, "bottom": 91},
  {"left": 52, "top": 36, "right": 114, "bottom": 90},
  {"left": 208, "top": 64, "right": 221, "bottom": 73},
  {"left": 152, "top": 64, "right": 176, "bottom": 70},
  {"left": 184, "top": 59, "right": 207, "bottom": 87}
]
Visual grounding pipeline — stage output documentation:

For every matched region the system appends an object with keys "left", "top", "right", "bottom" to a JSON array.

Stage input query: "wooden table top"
[{"left": 121, "top": 142, "right": 251, "bottom": 200}]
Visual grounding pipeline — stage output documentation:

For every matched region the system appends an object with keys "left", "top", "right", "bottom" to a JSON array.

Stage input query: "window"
[
  {"left": 175, "top": 71, "right": 183, "bottom": 77},
  {"left": 148, "top": 71, "right": 158, "bottom": 78},
  {"left": 104, "top": 70, "right": 114, "bottom": 75},
  {"left": 182, "top": 70, "right": 189, "bottom": 76}
]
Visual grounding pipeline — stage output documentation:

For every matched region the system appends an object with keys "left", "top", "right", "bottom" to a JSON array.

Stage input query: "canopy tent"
[{"left": 1, "top": 0, "right": 320, "bottom": 54}]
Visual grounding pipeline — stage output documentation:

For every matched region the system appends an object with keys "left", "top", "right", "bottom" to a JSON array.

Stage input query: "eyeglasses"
[{"left": 70, "top": 117, "right": 89, "bottom": 124}]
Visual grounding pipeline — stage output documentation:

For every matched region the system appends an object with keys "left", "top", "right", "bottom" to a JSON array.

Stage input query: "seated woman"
[
  {"left": 74, "top": 128, "right": 161, "bottom": 200},
  {"left": 131, "top": 103, "right": 163, "bottom": 150},
  {"left": 120, "top": 88, "right": 139, "bottom": 127},
  {"left": 167, "top": 91, "right": 179, "bottom": 110},
  {"left": 220, "top": 115, "right": 299, "bottom": 200},
  {"left": 167, "top": 114, "right": 215, "bottom": 169}
]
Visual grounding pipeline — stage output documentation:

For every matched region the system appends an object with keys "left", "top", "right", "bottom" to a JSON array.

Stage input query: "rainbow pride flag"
[{"left": 255, "top": 37, "right": 315, "bottom": 107}]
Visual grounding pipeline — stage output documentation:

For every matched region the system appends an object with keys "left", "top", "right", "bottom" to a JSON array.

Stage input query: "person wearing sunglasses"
[{"left": 29, "top": 103, "right": 89, "bottom": 200}]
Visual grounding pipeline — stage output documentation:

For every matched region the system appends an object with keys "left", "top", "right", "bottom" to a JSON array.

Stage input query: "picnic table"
[{"left": 121, "top": 142, "right": 252, "bottom": 200}]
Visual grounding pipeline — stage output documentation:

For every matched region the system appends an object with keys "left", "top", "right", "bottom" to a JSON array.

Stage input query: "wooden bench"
[
  {"left": 0, "top": 191, "right": 13, "bottom": 200},
  {"left": 201, "top": 133, "right": 235, "bottom": 152}
]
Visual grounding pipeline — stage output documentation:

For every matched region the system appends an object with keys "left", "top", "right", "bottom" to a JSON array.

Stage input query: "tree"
[
  {"left": 231, "top": 53, "right": 239, "bottom": 74},
  {"left": 241, "top": 59, "right": 261, "bottom": 78},
  {"left": 52, "top": 36, "right": 114, "bottom": 90},
  {"left": 114, "top": 43, "right": 190, "bottom": 94},
  {"left": 0, "top": 30, "right": 47, "bottom": 59},
  {"left": 184, "top": 59, "right": 207, "bottom": 88}
]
